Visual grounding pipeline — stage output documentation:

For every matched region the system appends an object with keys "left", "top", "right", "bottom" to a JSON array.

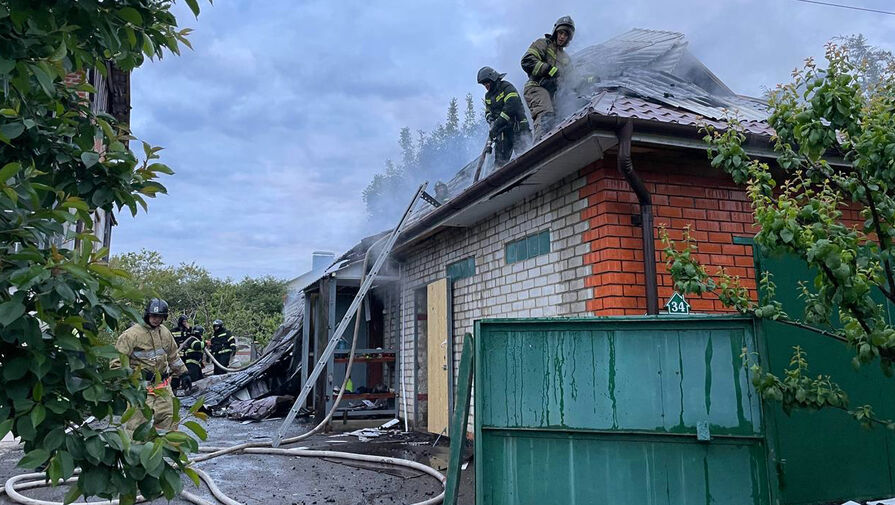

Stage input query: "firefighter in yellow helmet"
[
  {"left": 521, "top": 15, "right": 575, "bottom": 141},
  {"left": 112, "top": 298, "right": 190, "bottom": 431}
]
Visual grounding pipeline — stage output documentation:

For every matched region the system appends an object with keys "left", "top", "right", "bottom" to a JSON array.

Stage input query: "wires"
[{"left": 794, "top": 0, "right": 895, "bottom": 16}]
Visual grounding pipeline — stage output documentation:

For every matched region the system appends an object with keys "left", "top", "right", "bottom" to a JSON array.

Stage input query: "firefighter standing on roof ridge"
[
  {"left": 112, "top": 298, "right": 190, "bottom": 431},
  {"left": 521, "top": 15, "right": 575, "bottom": 141},
  {"left": 478, "top": 66, "right": 532, "bottom": 167},
  {"left": 210, "top": 319, "right": 236, "bottom": 375}
]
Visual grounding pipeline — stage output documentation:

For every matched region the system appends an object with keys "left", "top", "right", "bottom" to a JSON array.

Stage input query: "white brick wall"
[{"left": 393, "top": 172, "right": 591, "bottom": 433}]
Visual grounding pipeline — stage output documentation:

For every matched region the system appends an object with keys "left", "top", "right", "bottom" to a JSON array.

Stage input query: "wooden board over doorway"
[{"left": 427, "top": 278, "right": 450, "bottom": 435}]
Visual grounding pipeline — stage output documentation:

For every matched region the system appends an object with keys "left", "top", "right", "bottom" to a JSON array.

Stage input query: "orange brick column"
[{"left": 580, "top": 157, "right": 758, "bottom": 315}]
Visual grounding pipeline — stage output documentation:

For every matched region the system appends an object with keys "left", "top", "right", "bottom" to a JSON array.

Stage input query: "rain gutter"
[{"left": 616, "top": 119, "right": 659, "bottom": 315}]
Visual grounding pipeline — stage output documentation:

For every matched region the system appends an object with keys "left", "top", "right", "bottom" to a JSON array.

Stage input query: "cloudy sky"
[{"left": 114, "top": 0, "right": 895, "bottom": 280}]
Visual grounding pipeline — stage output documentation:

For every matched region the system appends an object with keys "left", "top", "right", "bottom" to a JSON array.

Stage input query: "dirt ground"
[{"left": 0, "top": 414, "right": 474, "bottom": 505}]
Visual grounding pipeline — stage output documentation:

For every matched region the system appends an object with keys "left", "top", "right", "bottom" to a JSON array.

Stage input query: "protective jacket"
[
  {"left": 210, "top": 327, "right": 236, "bottom": 357},
  {"left": 113, "top": 323, "right": 187, "bottom": 385},
  {"left": 521, "top": 35, "right": 571, "bottom": 91},
  {"left": 172, "top": 323, "right": 191, "bottom": 347},
  {"left": 485, "top": 79, "right": 529, "bottom": 140},
  {"left": 181, "top": 334, "right": 204, "bottom": 367}
]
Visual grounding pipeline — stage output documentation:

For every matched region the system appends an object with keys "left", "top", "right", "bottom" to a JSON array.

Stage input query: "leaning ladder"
[{"left": 273, "top": 183, "right": 427, "bottom": 446}]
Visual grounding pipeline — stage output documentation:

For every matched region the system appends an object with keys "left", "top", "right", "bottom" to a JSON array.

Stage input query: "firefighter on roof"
[
  {"left": 478, "top": 66, "right": 532, "bottom": 167},
  {"left": 521, "top": 15, "right": 575, "bottom": 141}
]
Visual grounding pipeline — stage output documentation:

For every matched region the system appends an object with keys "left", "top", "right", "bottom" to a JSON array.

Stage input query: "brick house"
[
  {"left": 387, "top": 30, "right": 784, "bottom": 432},
  {"left": 298, "top": 29, "right": 843, "bottom": 433}
]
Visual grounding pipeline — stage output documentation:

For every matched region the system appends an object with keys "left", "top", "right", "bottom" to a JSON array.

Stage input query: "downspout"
[{"left": 617, "top": 119, "right": 659, "bottom": 315}]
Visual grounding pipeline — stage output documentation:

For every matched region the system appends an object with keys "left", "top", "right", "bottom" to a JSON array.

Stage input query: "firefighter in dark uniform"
[
  {"left": 171, "top": 314, "right": 191, "bottom": 390},
  {"left": 478, "top": 66, "right": 532, "bottom": 167},
  {"left": 209, "top": 319, "right": 236, "bottom": 375},
  {"left": 181, "top": 325, "right": 205, "bottom": 383}
]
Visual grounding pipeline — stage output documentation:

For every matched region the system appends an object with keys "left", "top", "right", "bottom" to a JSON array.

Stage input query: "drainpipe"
[{"left": 617, "top": 120, "right": 659, "bottom": 315}]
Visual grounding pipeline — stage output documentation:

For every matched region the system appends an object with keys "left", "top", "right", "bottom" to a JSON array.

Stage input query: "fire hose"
[{"left": 1, "top": 192, "right": 446, "bottom": 505}]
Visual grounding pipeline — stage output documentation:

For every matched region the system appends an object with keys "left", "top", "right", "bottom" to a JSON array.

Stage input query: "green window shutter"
[
  {"left": 447, "top": 256, "right": 476, "bottom": 281},
  {"left": 506, "top": 230, "right": 551, "bottom": 264}
]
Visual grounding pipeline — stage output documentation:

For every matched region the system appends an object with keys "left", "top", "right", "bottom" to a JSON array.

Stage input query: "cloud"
[{"left": 114, "top": 0, "right": 895, "bottom": 280}]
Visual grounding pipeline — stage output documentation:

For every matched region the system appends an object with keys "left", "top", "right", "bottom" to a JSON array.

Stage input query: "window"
[
  {"left": 506, "top": 230, "right": 550, "bottom": 264},
  {"left": 446, "top": 256, "right": 475, "bottom": 281}
]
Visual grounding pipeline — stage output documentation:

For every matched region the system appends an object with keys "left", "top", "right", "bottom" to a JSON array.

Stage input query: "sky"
[{"left": 114, "top": 0, "right": 895, "bottom": 281}]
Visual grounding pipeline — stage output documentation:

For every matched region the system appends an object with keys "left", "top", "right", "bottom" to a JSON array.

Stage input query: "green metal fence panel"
[
  {"left": 480, "top": 431, "right": 768, "bottom": 505},
  {"left": 756, "top": 250, "right": 895, "bottom": 504},
  {"left": 475, "top": 317, "right": 769, "bottom": 505}
]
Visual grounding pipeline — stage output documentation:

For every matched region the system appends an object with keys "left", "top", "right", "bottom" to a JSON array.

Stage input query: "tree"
[
  {"left": 111, "top": 250, "right": 287, "bottom": 346},
  {"left": 662, "top": 42, "right": 895, "bottom": 427},
  {"left": 0, "top": 1, "right": 207, "bottom": 503},
  {"left": 834, "top": 34, "right": 894, "bottom": 94},
  {"left": 362, "top": 95, "right": 487, "bottom": 227}
]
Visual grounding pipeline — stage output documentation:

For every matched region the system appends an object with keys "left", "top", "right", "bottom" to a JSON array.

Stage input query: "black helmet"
[
  {"left": 477, "top": 66, "right": 505, "bottom": 85},
  {"left": 212, "top": 319, "right": 223, "bottom": 328},
  {"left": 176, "top": 314, "right": 188, "bottom": 327},
  {"left": 194, "top": 325, "right": 205, "bottom": 336},
  {"left": 553, "top": 15, "right": 575, "bottom": 44},
  {"left": 143, "top": 298, "right": 169, "bottom": 324}
]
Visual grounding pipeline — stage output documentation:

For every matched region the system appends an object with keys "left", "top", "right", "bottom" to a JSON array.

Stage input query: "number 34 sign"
[{"left": 665, "top": 292, "right": 691, "bottom": 314}]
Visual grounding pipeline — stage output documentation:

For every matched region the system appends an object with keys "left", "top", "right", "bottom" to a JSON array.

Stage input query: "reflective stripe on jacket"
[
  {"left": 113, "top": 323, "right": 187, "bottom": 384},
  {"left": 521, "top": 36, "right": 570, "bottom": 88},
  {"left": 485, "top": 79, "right": 529, "bottom": 136}
]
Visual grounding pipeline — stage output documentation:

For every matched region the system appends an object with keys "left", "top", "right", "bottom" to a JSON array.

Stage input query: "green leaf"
[
  {"left": 0, "top": 121, "right": 24, "bottom": 140},
  {"left": 182, "top": 420, "right": 207, "bottom": 440},
  {"left": 0, "top": 161, "right": 21, "bottom": 181},
  {"left": 0, "top": 57, "right": 14, "bottom": 74},
  {"left": 58, "top": 450, "right": 75, "bottom": 479},
  {"left": 117, "top": 7, "right": 143, "bottom": 25},
  {"left": 0, "top": 297, "right": 26, "bottom": 326},
  {"left": 28, "top": 63, "right": 55, "bottom": 95},
  {"left": 43, "top": 428, "right": 65, "bottom": 451},
  {"left": 30, "top": 404, "right": 46, "bottom": 428},
  {"left": 3, "top": 356, "right": 30, "bottom": 380},
  {"left": 63, "top": 484, "right": 82, "bottom": 505},
  {"left": 184, "top": 0, "right": 201, "bottom": 17},
  {"left": 183, "top": 467, "right": 201, "bottom": 487},
  {"left": 17, "top": 448, "right": 51, "bottom": 469},
  {"left": 80, "top": 151, "right": 100, "bottom": 168},
  {"left": 147, "top": 162, "right": 174, "bottom": 175},
  {"left": 160, "top": 466, "right": 182, "bottom": 499},
  {"left": 0, "top": 419, "right": 13, "bottom": 440}
]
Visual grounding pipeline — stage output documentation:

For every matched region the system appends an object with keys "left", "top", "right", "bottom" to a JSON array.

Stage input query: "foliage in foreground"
[
  {"left": 662, "top": 41, "right": 895, "bottom": 428},
  {"left": 0, "top": 1, "right": 209, "bottom": 502}
]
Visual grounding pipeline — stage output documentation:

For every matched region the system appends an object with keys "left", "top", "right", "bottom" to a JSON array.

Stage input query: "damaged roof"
[
  {"left": 384, "top": 27, "right": 780, "bottom": 247},
  {"left": 397, "top": 28, "right": 773, "bottom": 227}
]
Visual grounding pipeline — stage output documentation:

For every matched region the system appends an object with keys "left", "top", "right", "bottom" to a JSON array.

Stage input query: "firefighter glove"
[{"left": 179, "top": 374, "right": 192, "bottom": 391}]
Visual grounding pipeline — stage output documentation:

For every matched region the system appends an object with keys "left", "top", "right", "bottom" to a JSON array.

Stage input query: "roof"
[
  {"left": 408, "top": 28, "right": 772, "bottom": 217},
  {"left": 338, "top": 28, "right": 775, "bottom": 253}
]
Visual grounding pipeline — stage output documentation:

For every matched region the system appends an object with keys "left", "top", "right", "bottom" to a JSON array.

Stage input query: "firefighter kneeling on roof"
[{"left": 112, "top": 298, "right": 191, "bottom": 431}]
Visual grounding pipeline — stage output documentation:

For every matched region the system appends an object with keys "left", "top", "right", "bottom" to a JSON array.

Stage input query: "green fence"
[
  {"left": 475, "top": 317, "right": 770, "bottom": 505},
  {"left": 756, "top": 249, "right": 895, "bottom": 504}
]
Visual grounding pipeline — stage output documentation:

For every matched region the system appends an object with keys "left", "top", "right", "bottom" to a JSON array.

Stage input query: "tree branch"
[{"left": 859, "top": 177, "right": 895, "bottom": 303}]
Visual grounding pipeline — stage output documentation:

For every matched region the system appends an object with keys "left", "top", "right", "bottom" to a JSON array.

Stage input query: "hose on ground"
[
  {"left": 202, "top": 348, "right": 255, "bottom": 373},
  {"left": 2, "top": 239, "right": 446, "bottom": 505}
]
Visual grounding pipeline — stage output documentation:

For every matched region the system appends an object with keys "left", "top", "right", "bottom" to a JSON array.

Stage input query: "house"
[
  {"left": 295, "top": 29, "right": 862, "bottom": 432},
  {"left": 61, "top": 64, "right": 131, "bottom": 256}
]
